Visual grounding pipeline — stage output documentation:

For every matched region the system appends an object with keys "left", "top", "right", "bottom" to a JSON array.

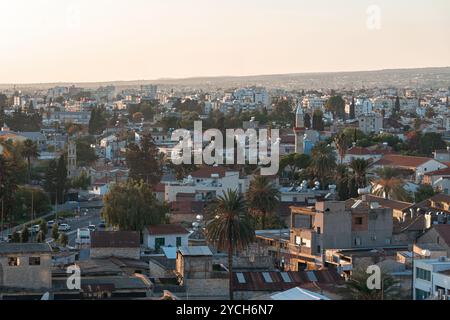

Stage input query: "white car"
[
  {"left": 58, "top": 224, "right": 71, "bottom": 232},
  {"left": 29, "top": 225, "right": 40, "bottom": 233}
]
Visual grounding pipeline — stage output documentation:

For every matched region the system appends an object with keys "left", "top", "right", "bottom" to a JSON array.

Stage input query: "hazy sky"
[{"left": 0, "top": 0, "right": 449, "bottom": 83}]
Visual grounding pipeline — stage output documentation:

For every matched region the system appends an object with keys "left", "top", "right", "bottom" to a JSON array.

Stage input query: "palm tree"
[
  {"left": 246, "top": 176, "right": 280, "bottom": 230},
  {"left": 206, "top": 190, "right": 255, "bottom": 300},
  {"left": 372, "top": 167, "right": 410, "bottom": 201},
  {"left": 309, "top": 142, "right": 337, "bottom": 188},
  {"left": 21, "top": 139, "right": 40, "bottom": 183},
  {"left": 334, "top": 132, "right": 349, "bottom": 164},
  {"left": 335, "top": 164, "right": 351, "bottom": 201},
  {"left": 342, "top": 267, "right": 400, "bottom": 300},
  {"left": 349, "top": 158, "right": 372, "bottom": 189}
]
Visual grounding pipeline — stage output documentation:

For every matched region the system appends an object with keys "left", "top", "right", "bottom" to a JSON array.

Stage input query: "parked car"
[
  {"left": 58, "top": 224, "right": 71, "bottom": 232},
  {"left": 47, "top": 220, "right": 55, "bottom": 228},
  {"left": 87, "top": 225, "right": 96, "bottom": 232},
  {"left": 29, "top": 225, "right": 40, "bottom": 233},
  {"left": 97, "top": 222, "right": 106, "bottom": 229}
]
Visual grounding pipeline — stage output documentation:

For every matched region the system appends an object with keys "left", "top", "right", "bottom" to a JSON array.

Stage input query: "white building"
[
  {"left": 355, "top": 99, "right": 373, "bottom": 117},
  {"left": 143, "top": 224, "right": 190, "bottom": 251},
  {"left": 164, "top": 167, "right": 249, "bottom": 202},
  {"left": 413, "top": 257, "right": 450, "bottom": 300}
]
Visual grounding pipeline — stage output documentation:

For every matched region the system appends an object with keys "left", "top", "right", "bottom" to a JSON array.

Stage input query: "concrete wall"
[
  {"left": 144, "top": 233, "right": 189, "bottom": 250},
  {"left": 417, "top": 228, "right": 450, "bottom": 257},
  {"left": 0, "top": 253, "right": 52, "bottom": 290},
  {"left": 352, "top": 208, "right": 393, "bottom": 248},
  {"left": 184, "top": 278, "right": 229, "bottom": 299},
  {"left": 90, "top": 247, "right": 140, "bottom": 260}
]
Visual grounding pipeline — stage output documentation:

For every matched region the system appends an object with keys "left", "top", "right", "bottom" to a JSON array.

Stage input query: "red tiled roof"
[
  {"left": 424, "top": 167, "right": 450, "bottom": 176},
  {"left": 146, "top": 224, "right": 189, "bottom": 235},
  {"left": 190, "top": 166, "right": 228, "bottom": 178},
  {"left": 346, "top": 147, "right": 372, "bottom": 155},
  {"left": 374, "top": 154, "right": 434, "bottom": 168},
  {"left": 91, "top": 231, "right": 140, "bottom": 248}
]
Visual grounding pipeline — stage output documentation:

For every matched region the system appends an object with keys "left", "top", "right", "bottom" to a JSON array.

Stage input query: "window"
[
  {"left": 355, "top": 217, "right": 363, "bottom": 225},
  {"left": 317, "top": 245, "right": 321, "bottom": 254},
  {"left": 29, "top": 257, "right": 41, "bottom": 266},
  {"left": 317, "top": 227, "right": 321, "bottom": 235},
  {"left": 415, "top": 288, "right": 430, "bottom": 300},
  {"left": 280, "top": 272, "right": 291, "bottom": 283},
  {"left": 236, "top": 273, "right": 246, "bottom": 284},
  {"left": 262, "top": 272, "right": 273, "bottom": 283},
  {"left": 155, "top": 238, "right": 165, "bottom": 250},
  {"left": 8, "top": 257, "right": 19, "bottom": 266},
  {"left": 416, "top": 268, "right": 431, "bottom": 281},
  {"left": 176, "top": 237, "right": 182, "bottom": 247}
]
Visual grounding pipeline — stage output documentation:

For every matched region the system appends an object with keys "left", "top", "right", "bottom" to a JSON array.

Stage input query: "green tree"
[
  {"left": 303, "top": 113, "right": 311, "bottom": 129},
  {"left": 88, "top": 106, "right": 108, "bottom": 135},
  {"left": 44, "top": 155, "right": 68, "bottom": 204},
  {"left": 312, "top": 109, "right": 325, "bottom": 131},
  {"left": 246, "top": 176, "right": 280, "bottom": 230},
  {"left": 349, "top": 97, "right": 356, "bottom": 120},
  {"left": 20, "top": 225, "right": 30, "bottom": 243},
  {"left": 342, "top": 267, "right": 400, "bottom": 300},
  {"left": 71, "top": 171, "right": 91, "bottom": 190},
  {"left": 206, "top": 190, "right": 255, "bottom": 300},
  {"left": 51, "top": 223, "right": 59, "bottom": 241},
  {"left": 334, "top": 132, "right": 350, "bottom": 164},
  {"left": 335, "top": 164, "right": 351, "bottom": 200},
  {"left": 279, "top": 153, "right": 311, "bottom": 180},
  {"left": 349, "top": 158, "right": 372, "bottom": 189},
  {"left": 36, "top": 231, "right": 45, "bottom": 243},
  {"left": 415, "top": 185, "right": 436, "bottom": 203},
  {"left": 59, "top": 233, "right": 68, "bottom": 247},
  {"left": 39, "top": 219, "right": 48, "bottom": 235},
  {"left": 21, "top": 139, "right": 40, "bottom": 183},
  {"left": 325, "top": 96, "right": 346, "bottom": 119},
  {"left": 11, "top": 231, "right": 20, "bottom": 243},
  {"left": 102, "top": 180, "right": 167, "bottom": 231},
  {"left": 126, "top": 133, "right": 163, "bottom": 186},
  {"left": 309, "top": 142, "right": 337, "bottom": 188},
  {"left": 372, "top": 167, "right": 410, "bottom": 201}
]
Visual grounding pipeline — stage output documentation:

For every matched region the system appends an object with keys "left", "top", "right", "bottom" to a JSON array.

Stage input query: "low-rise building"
[
  {"left": 143, "top": 224, "right": 190, "bottom": 252},
  {"left": 90, "top": 231, "right": 140, "bottom": 260},
  {"left": 413, "top": 257, "right": 450, "bottom": 300},
  {"left": 0, "top": 243, "right": 52, "bottom": 297}
]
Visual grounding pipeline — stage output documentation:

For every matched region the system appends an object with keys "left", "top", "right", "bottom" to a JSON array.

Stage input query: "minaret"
[
  {"left": 67, "top": 139, "right": 77, "bottom": 178},
  {"left": 294, "top": 104, "right": 305, "bottom": 154}
]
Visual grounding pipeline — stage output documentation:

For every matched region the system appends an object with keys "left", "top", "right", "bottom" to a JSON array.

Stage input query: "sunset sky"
[{"left": 0, "top": 0, "right": 449, "bottom": 83}]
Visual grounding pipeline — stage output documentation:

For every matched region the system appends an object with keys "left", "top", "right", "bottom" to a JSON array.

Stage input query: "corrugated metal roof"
[
  {"left": 178, "top": 246, "right": 212, "bottom": 256},
  {"left": 0, "top": 243, "right": 52, "bottom": 254}
]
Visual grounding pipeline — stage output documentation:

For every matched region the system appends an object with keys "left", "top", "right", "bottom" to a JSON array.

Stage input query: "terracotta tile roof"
[
  {"left": 346, "top": 147, "right": 372, "bottom": 155},
  {"left": 91, "top": 231, "right": 140, "bottom": 248},
  {"left": 93, "top": 177, "right": 109, "bottom": 186},
  {"left": 374, "top": 154, "right": 435, "bottom": 169},
  {"left": 424, "top": 167, "right": 450, "bottom": 176},
  {"left": 190, "top": 166, "right": 228, "bottom": 178},
  {"left": 232, "top": 270, "right": 343, "bottom": 292},
  {"left": 362, "top": 195, "right": 412, "bottom": 211},
  {"left": 429, "top": 193, "right": 450, "bottom": 204},
  {"left": 146, "top": 224, "right": 189, "bottom": 235}
]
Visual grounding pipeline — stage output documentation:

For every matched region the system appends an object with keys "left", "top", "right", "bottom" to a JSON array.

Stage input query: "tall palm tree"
[
  {"left": 309, "top": 142, "right": 337, "bottom": 188},
  {"left": 335, "top": 164, "right": 351, "bottom": 201},
  {"left": 372, "top": 167, "right": 410, "bottom": 201},
  {"left": 342, "top": 267, "right": 400, "bottom": 300},
  {"left": 21, "top": 139, "right": 40, "bottom": 183},
  {"left": 349, "top": 158, "right": 372, "bottom": 189},
  {"left": 246, "top": 176, "right": 280, "bottom": 230},
  {"left": 334, "top": 132, "right": 349, "bottom": 164},
  {"left": 206, "top": 190, "right": 255, "bottom": 300}
]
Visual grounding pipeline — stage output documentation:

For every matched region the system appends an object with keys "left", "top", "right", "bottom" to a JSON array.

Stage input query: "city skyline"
[{"left": 0, "top": 0, "right": 449, "bottom": 84}]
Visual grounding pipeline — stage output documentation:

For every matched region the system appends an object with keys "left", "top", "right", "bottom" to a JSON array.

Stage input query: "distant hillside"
[{"left": 2, "top": 66, "right": 450, "bottom": 91}]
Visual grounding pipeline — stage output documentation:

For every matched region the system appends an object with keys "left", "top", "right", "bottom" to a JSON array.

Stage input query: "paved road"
[{"left": 1, "top": 200, "right": 104, "bottom": 241}]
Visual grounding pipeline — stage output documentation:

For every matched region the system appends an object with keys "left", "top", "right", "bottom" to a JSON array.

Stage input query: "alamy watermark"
[
  {"left": 366, "top": 265, "right": 381, "bottom": 290},
  {"left": 170, "top": 121, "right": 280, "bottom": 176}
]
